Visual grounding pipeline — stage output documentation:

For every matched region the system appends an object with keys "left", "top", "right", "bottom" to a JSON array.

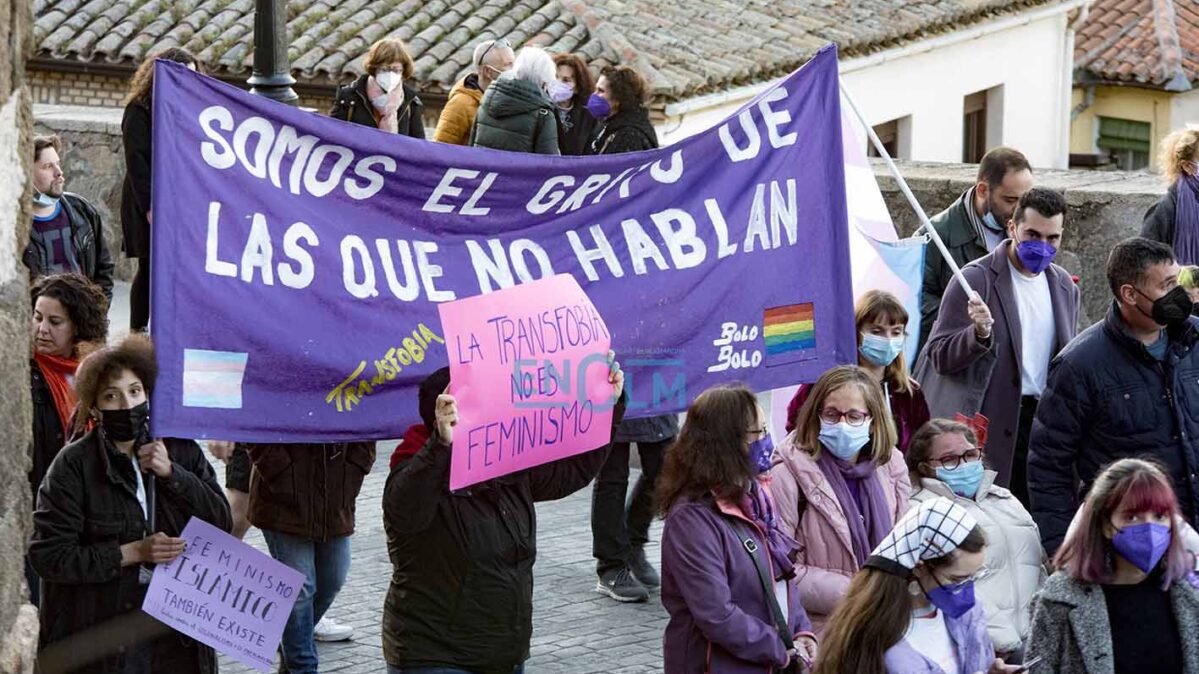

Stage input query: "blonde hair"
[
  {"left": 1157, "top": 126, "right": 1199, "bottom": 183},
  {"left": 855, "top": 290, "right": 913, "bottom": 394},
  {"left": 793, "top": 365, "right": 897, "bottom": 465},
  {"left": 1179, "top": 266, "right": 1199, "bottom": 290}
]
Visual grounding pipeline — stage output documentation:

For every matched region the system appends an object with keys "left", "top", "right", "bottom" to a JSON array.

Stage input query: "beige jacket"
[{"left": 910, "top": 472, "right": 1046, "bottom": 654}]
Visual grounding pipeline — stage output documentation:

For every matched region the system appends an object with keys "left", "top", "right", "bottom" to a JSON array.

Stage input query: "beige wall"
[{"left": 1069, "top": 85, "right": 1175, "bottom": 163}]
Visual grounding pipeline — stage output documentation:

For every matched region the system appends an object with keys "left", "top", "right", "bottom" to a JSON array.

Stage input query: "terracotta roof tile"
[
  {"left": 1075, "top": 0, "right": 1197, "bottom": 91},
  {"left": 36, "top": 0, "right": 1076, "bottom": 100}
]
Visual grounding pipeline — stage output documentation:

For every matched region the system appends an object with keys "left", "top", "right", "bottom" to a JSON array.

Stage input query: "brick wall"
[{"left": 28, "top": 68, "right": 127, "bottom": 107}]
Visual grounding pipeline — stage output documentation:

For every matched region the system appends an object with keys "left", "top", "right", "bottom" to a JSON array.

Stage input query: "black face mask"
[
  {"left": 100, "top": 401, "right": 150, "bottom": 443},
  {"left": 1134, "top": 285, "right": 1193, "bottom": 329}
]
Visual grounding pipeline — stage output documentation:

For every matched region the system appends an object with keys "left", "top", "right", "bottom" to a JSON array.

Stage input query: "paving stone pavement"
[{"left": 213, "top": 458, "right": 668, "bottom": 674}]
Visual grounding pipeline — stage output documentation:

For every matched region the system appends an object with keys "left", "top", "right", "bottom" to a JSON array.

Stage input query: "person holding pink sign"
[{"left": 382, "top": 356, "right": 625, "bottom": 674}]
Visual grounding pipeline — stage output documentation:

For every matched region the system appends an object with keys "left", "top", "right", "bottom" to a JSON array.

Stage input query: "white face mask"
[{"left": 376, "top": 71, "right": 402, "bottom": 93}]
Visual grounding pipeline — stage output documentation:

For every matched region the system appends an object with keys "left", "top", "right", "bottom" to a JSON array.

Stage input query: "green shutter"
[{"left": 1097, "top": 117, "right": 1151, "bottom": 152}]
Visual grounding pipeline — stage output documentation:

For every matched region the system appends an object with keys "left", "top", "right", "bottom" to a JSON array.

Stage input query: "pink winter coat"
[{"left": 767, "top": 441, "right": 911, "bottom": 633}]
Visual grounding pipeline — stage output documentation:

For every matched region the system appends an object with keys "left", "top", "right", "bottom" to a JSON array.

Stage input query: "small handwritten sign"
[
  {"left": 438, "top": 274, "right": 615, "bottom": 490},
  {"left": 142, "top": 517, "right": 304, "bottom": 672}
]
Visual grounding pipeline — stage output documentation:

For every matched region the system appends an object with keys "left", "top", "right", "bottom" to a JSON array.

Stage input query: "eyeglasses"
[
  {"left": 747, "top": 426, "right": 767, "bottom": 440},
  {"left": 928, "top": 448, "right": 984, "bottom": 470},
  {"left": 819, "top": 408, "right": 871, "bottom": 426},
  {"left": 477, "top": 37, "right": 512, "bottom": 68}
]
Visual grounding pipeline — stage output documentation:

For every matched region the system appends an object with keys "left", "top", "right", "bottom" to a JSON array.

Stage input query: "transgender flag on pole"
[{"left": 767, "top": 100, "right": 927, "bottom": 439}]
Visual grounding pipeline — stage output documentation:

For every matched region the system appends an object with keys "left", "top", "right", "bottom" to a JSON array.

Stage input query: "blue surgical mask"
[
  {"left": 818, "top": 420, "right": 871, "bottom": 460},
  {"left": 33, "top": 188, "right": 58, "bottom": 209},
  {"left": 859, "top": 333, "right": 904, "bottom": 367},
  {"left": 926, "top": 578, "right": 976, "bottom": 619},
  {"left": 935, "top": 460, "right": 985, "bottom": 499},
  {"left": 982, "top": 210, "right": 1003, "bottom": 232},
  {"left": 748, "top": 434, "right": 774, "bottom": 474}
]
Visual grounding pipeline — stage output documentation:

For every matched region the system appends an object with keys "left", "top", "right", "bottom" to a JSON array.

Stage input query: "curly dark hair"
[
  {"left": 656, "top": 384, "right": 758, "bottom": 515},
  {"left": 600, "top": 65, "right": 649, "bottom": 113},
  {"left": 31, "top": 273, "right": 109, "bottom": 351},
  {"left": 125, "top": 47, "right": 204, "bottom": 106},
  {"left": 71, "top": 334, "right": 158, "bottom": 435}
]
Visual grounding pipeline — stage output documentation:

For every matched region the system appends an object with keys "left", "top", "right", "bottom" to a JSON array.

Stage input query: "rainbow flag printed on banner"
[{"left": 763, "top": 303, "right": 817, "bottom": 365}]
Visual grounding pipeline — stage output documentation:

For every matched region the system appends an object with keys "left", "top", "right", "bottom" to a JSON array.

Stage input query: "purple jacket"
[
  {"left": 883, "top": 603, "right": 995, "bottom": 674},
  {"left": 662, "top": 492, "right": 814, "bottom": 674}
]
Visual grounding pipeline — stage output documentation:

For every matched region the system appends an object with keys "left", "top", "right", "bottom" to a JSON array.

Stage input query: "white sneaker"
[{"left": 313, "top": 616, "right": 354, "bottom": 642}]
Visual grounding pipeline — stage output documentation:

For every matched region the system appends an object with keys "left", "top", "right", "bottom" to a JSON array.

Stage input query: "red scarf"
[
  {"left": 33, "top": 351, "right": 79, "bottom": 435},
  {"left": 390, "top": 424, "right": 432, "bottom": 469}
]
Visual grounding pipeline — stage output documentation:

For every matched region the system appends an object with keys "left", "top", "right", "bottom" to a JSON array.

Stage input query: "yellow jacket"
[{"left": 433, "top": 75, "right": 484, "bottom": 145}]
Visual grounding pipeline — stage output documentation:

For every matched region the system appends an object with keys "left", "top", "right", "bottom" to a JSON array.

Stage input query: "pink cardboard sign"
[
  {"left": 142, "top": 517, "right": 305, "bottom": 673},
  {"left": 438, "top": 274, "right": 615, "bottom": 490}
]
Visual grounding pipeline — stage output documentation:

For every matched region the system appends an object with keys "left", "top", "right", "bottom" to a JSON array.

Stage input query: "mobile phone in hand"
[{"left": 1014, "top": 656, "right": 1043, "bottom": 673}]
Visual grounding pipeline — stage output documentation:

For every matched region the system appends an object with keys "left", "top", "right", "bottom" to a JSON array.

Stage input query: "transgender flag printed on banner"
[{"left": 183, "top": 349, "right": 249, "bottom": 409}]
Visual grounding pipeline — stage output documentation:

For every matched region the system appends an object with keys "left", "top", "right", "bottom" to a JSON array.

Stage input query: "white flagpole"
[{"left": 839, "top": 84, "right": 978, "bottom": 301}]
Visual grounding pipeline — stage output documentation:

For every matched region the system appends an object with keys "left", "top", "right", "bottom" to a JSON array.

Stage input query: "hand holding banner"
[
  {"left": 437, "top": 274, "right": 615, "bottom": 490},
  {"left": 142, "top": 517, "right": 304, "bottom": 673}
]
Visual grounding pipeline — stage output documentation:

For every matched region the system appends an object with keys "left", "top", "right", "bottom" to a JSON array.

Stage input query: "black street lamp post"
[{"left": 247, "top": 0, "right": 298, "bottom": 105}]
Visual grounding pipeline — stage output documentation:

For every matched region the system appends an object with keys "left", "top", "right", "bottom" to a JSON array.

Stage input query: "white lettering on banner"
[
  {"left": 196, "top": 106, "right": 394, "bottom": 200},
  {"left": 240, "top": 214, "right": 275, "bottom": 285},
  {"left": 566, "top": 226, "right": 624, "bottom": 282},
  {"left": 278, "top": 223, "right": 318, "bottom": 289},
  {"left": 621, "top": 218, "right": 670, "bottom": 275},
  {"left": 743, "top": 183, "right": 770, "bottom": 253},
  {"left": 465, "top": 239, "right": 515, "bottom": 292},
  {"left": 375, "top": 239, "right": 421, "bottom": 301},
  {"left": 527, "top": 176, "right": 575, "bottom": 215},
  {"left": 651, "top": 209, "right": 707, "bottom": 270},
  {"left": 339, "top": 236, "right": 457, "bottom": 302},
  {"left": 413, "top": 241, "right": 456, "bottom": 302},
  {"left": 649, "top": 151, "right": 685, "bottom": 184},
  {"left": 708, "top": 322, "right": 763, "bottom": 373},
  {"left": 525, "top": 154, "right": 685, "bottom": 216},
  {"left": 205, "top": 202, "right": 237, "bottom": 277},
  {"left": 422, "top": 168, "right": 496, "bottom": 215},
  {"left": 704, "top": 198, "right": 739, "bottom": 259},
  {"left": 341, "top": 236, "right": 377, "bottom": 299},
  {"left": 718, "top": 87, "right": 798, "bottom": 162},
  {"left": 557, "top": 174, "right": 610, "bottom": 214},
  {"left": 510, "top": 239, "right": 554, "bottom": 282}
]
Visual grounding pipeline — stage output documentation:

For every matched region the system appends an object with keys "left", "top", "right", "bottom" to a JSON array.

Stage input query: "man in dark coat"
[
  {"left": 1029, "top": 237, "right": 1199, "bottom": 554},
  {"left": 25, "top": 134, "right": 114, "bottom": 301},
  {"left": 382, "top": 364, "right": 626, "bottom": 674},
  {"left": 916, "top": 188, "right": 1079, "bottom": 506},
  {"left": 918, "top": 147, "right": 1033, "bottom": 354}
]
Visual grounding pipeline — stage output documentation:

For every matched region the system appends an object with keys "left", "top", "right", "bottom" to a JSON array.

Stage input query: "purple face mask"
[
  {"left": 1112, "top": 521, "right": 1172, "bottom": 573},
  {"left": 748, "top": 434, "right": 774, "bottom": 474},
  {"left": 586, "top": 93, "right": 612, "bottom": 120},
  {"left": 1015, "top": 240, "right": 1057, "bottom": 275},
  {"left": 926, "top": 578, "right": 976, "bottom": 619}
]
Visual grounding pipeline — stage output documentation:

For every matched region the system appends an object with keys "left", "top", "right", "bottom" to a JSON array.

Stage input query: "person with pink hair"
[{"left": 1025, "top": 458, "right": 1199, "bottom": 673}]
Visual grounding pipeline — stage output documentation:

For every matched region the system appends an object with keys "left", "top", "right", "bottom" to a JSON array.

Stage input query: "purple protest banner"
[
  {"left": 438, "top": 274, "right": 614, "bottom": 490},
  {"left": 142, "top": 517, "right": 304, "bottom": 672},
  {"left": 149, "top": 45, "right": 855, "bottom": 442}
]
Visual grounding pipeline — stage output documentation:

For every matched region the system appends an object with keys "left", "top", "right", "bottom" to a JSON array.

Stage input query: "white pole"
[{"left": 839, "top": 84, "right": 979, "bottom": 301}]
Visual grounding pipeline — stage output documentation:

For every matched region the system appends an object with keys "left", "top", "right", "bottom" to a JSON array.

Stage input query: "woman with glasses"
[
  {"left": 658, "top": 384, "right": 818, "bottom": 673},
  {"left": 331, "top": 38, "right": 425, "bottom": 138},
  {"left": 786, "top": 290, "right": 929, "bottom": 453},
  {"left": 770, "top": 365, "right": 911, "bottom": 632},
  {"left": 906, "top": 419, "right": 1045, "bottom": 662},
  {"left": 816, "top": 498, "right": 1018, "bottom": 674}
]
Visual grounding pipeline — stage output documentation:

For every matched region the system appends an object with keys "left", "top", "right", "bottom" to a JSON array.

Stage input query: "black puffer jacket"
[
  {"left": 1029, "top": 305, "right": 1199, "bottom": 554},
  {"left": 470, "top": 77, "right": 560, "bottom": 155},
  {"left": 381, "top": 395, "right": 626, "bottom": 673},
  {"left": 23, "top": 192, "right": 115, "bottom": 301},
  {"left": 30, "top": 361, "right": 67, "bottom": 501},
  {"left": 30, "top": 428, "right": 231, "bottom": 673},
  {"left": 590, "top": 104, "right": 658, "bottom": 155},
  {"left": 330, "top": 75, "right": 426, "bottom": 139}
]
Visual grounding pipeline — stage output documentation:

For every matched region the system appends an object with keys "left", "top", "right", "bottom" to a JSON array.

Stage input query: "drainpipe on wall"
[
  {"left": 1060, "top": 3, "right": 1090, "bottom": 166},
  {"left": 1071, "top": 84, "right": 1095, "bottom": 120}
]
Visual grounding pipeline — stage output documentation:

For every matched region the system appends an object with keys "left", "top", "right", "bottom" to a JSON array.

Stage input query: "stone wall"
[
  {"left": 32, "top": 105, "right": 136, "bottom": 281},
  {"left": 1, "top": 0, "right": 39, "bottom": 672},
  {"left": 872, "top": 160, "right": 1167, "bottom": 326}
]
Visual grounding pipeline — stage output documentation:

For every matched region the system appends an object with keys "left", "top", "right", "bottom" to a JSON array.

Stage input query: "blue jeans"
[
  {"left": 262, "top": 530, "right": 352, "bottom": 674},
  {"left": 388, "top": 662, "right": 525, "bottom": 666}
]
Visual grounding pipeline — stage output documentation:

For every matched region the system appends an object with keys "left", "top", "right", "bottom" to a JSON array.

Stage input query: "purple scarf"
[
  {"left": 738, "top": 481, "right": 801, "bottom": 580},
  {"left": 1173, "top": 175, "right": 1199, "bottom": 266},
  {"left": 815, "top": 450, "right": 892, "bottom": 566}
]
